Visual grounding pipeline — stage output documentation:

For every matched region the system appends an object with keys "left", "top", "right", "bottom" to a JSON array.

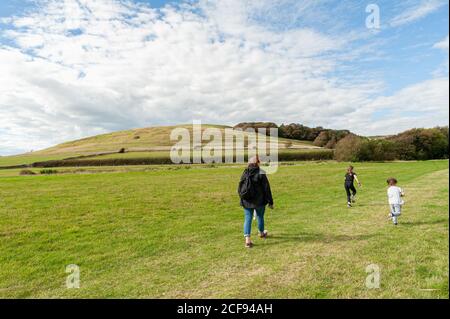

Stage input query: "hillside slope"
[
  {"left": 33, "top": 124, "right": 320, "bottom": 156},
  {"left": 0, "top": 124, "right": 326, "bottom": 167}
]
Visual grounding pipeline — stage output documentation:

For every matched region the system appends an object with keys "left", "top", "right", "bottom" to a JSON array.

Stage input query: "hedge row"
[
  {"left": 31, "top": 150, "right": 334, "bottom": 167},
  {"left": 279, "top": 150, "right": 334, "bottom": 161}
]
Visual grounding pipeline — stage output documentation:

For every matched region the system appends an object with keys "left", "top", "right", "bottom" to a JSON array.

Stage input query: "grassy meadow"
[{"left": 0, "top": 160, "right": 448, "bottom": 298}]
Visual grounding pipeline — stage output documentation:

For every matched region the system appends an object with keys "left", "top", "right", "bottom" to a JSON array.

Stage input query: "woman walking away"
[
  {"left": 238, "top": 155, "right": 274, "bottom": 248},
  {"left": 344, "top": 165, "right": 361, "bottom": 208}
]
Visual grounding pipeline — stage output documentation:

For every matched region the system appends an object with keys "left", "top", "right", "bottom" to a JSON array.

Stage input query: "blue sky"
[
  {"left": 0, "top": 0, "right": 448, "bottom": 155},
  {"left": 0, "top": 0, "right": 176, "bottom": 16}
]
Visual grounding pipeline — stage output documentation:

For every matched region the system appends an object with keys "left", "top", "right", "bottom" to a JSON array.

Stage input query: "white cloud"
[
  {"left": 0, "top": 0, "right": 448, "bottom": 155},
  {"left": 434, "top": 35, "right": 449, "bottom": 51},
  {"left": 390, "top": 0, "right": 447, "bottom": 27},
  {"left": 432, "top": 35, "right": 449, "bottom": 77}
]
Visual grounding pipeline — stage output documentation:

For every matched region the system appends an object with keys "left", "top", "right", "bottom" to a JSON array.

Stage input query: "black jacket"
[{"left": 239, "top": 166, "right": 274, "bottom": 209}]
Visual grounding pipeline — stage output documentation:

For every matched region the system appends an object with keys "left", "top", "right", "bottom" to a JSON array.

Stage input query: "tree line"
[
  {"left": 334, "top": 127, "right": 449, "bottom": 161},
  {"left": 234, "top": 122, "right": 449, "bottom": 161},
  {"left": 234, "top": 122, "right": 351, "bottom": 149}
]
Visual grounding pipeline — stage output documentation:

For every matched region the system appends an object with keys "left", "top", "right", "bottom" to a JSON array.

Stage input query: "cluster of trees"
[
  {"left": 278, "top": 123, "right": 324, "bottom": 141},
  {"left": 233, "top": 122, "right": 448, "bottom": 161},
  {"left": 312, "top": 129, "right": 351, "bottom": 149},
  {"left": 387, "top": 127, "right": 448, "bottom": 160},
  {"left": 335, "top": 127, "right": 449, "bottom": 161},
  {"left": 234, "top": 122, "right": 351, "bottom": 148},
  {"left": 279, "top": 124, "right": 351, "bottom": 148},
  {"left": 233, "top": 122, "right": 278, "bottom": 136},
  {"left": 334, "top": 134, "right": 397, "bottom": 162}
]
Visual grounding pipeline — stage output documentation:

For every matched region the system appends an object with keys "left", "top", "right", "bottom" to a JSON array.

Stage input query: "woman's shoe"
[
  {"left": 245, "top": 242, "right": 254, "bottom": 248},
  {"left": 259, "top": 230, "right": 268, "bottom": 239}
]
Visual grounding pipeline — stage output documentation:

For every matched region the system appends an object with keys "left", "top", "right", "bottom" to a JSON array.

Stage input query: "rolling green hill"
[
  {"left": 35, "top": 124, "right": 318, "bottom": 155},
  {"left": 1, "top": 124, "right": 326, "bottom": 167}
]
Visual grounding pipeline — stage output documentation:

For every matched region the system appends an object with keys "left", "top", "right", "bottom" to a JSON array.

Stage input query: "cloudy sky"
[{"left": 0, "top": 0, "right": 448, "bottom": 155}]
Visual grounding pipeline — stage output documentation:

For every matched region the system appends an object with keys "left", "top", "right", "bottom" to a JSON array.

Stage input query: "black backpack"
[{"left": 238, "top": 170, "right": 257, "bottom": 200}]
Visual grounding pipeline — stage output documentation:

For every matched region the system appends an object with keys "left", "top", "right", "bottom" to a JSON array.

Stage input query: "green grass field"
[{"left": 0, "top": 160, "right": 448, "bottom": 298}]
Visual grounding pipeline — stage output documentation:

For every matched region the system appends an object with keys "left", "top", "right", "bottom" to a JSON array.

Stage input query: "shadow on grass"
[
  {"left": 356, "top": 202, "right": 387, "bottom": 207},
  {"left": 262, "top": 232, "right": 375, "bottom": 245},
  {"left": 400, "top": 218, "right": 448, "bottom": 227}
]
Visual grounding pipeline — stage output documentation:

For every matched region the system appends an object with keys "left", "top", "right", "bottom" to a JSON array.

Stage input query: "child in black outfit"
[{"left": 344, "top": 165, "right": 361, "bottom": 207}]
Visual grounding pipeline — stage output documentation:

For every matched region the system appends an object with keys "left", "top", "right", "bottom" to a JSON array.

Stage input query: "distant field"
[
  {"left": 0, "top": 154, "right": 73, "bottom": 167},
  {"left": 85, "top": 149, "right": 327, "bottom": 160},
  {"left": 0, "top": 164, "right": 229, "bottom": 177},
  {"left": 0, "top": 160, "right": 447, "bottom": 298}
]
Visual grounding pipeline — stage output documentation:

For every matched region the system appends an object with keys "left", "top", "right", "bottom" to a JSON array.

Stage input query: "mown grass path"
[{"left": 0, "top": 161, "right": 448, "bottom": 298}]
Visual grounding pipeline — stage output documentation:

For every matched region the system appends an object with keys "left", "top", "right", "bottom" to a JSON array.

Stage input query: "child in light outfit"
[{"left": 386, "top": 178, "right": 405, "bottom": 225}]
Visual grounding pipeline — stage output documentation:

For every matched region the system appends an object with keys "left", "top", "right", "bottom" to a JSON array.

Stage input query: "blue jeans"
[
  {"left": 390, "top": 204, "right": 402, "bottom": 224},
  {"left": 243, "top": 206, "right": 265, "bottom": 237}
]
